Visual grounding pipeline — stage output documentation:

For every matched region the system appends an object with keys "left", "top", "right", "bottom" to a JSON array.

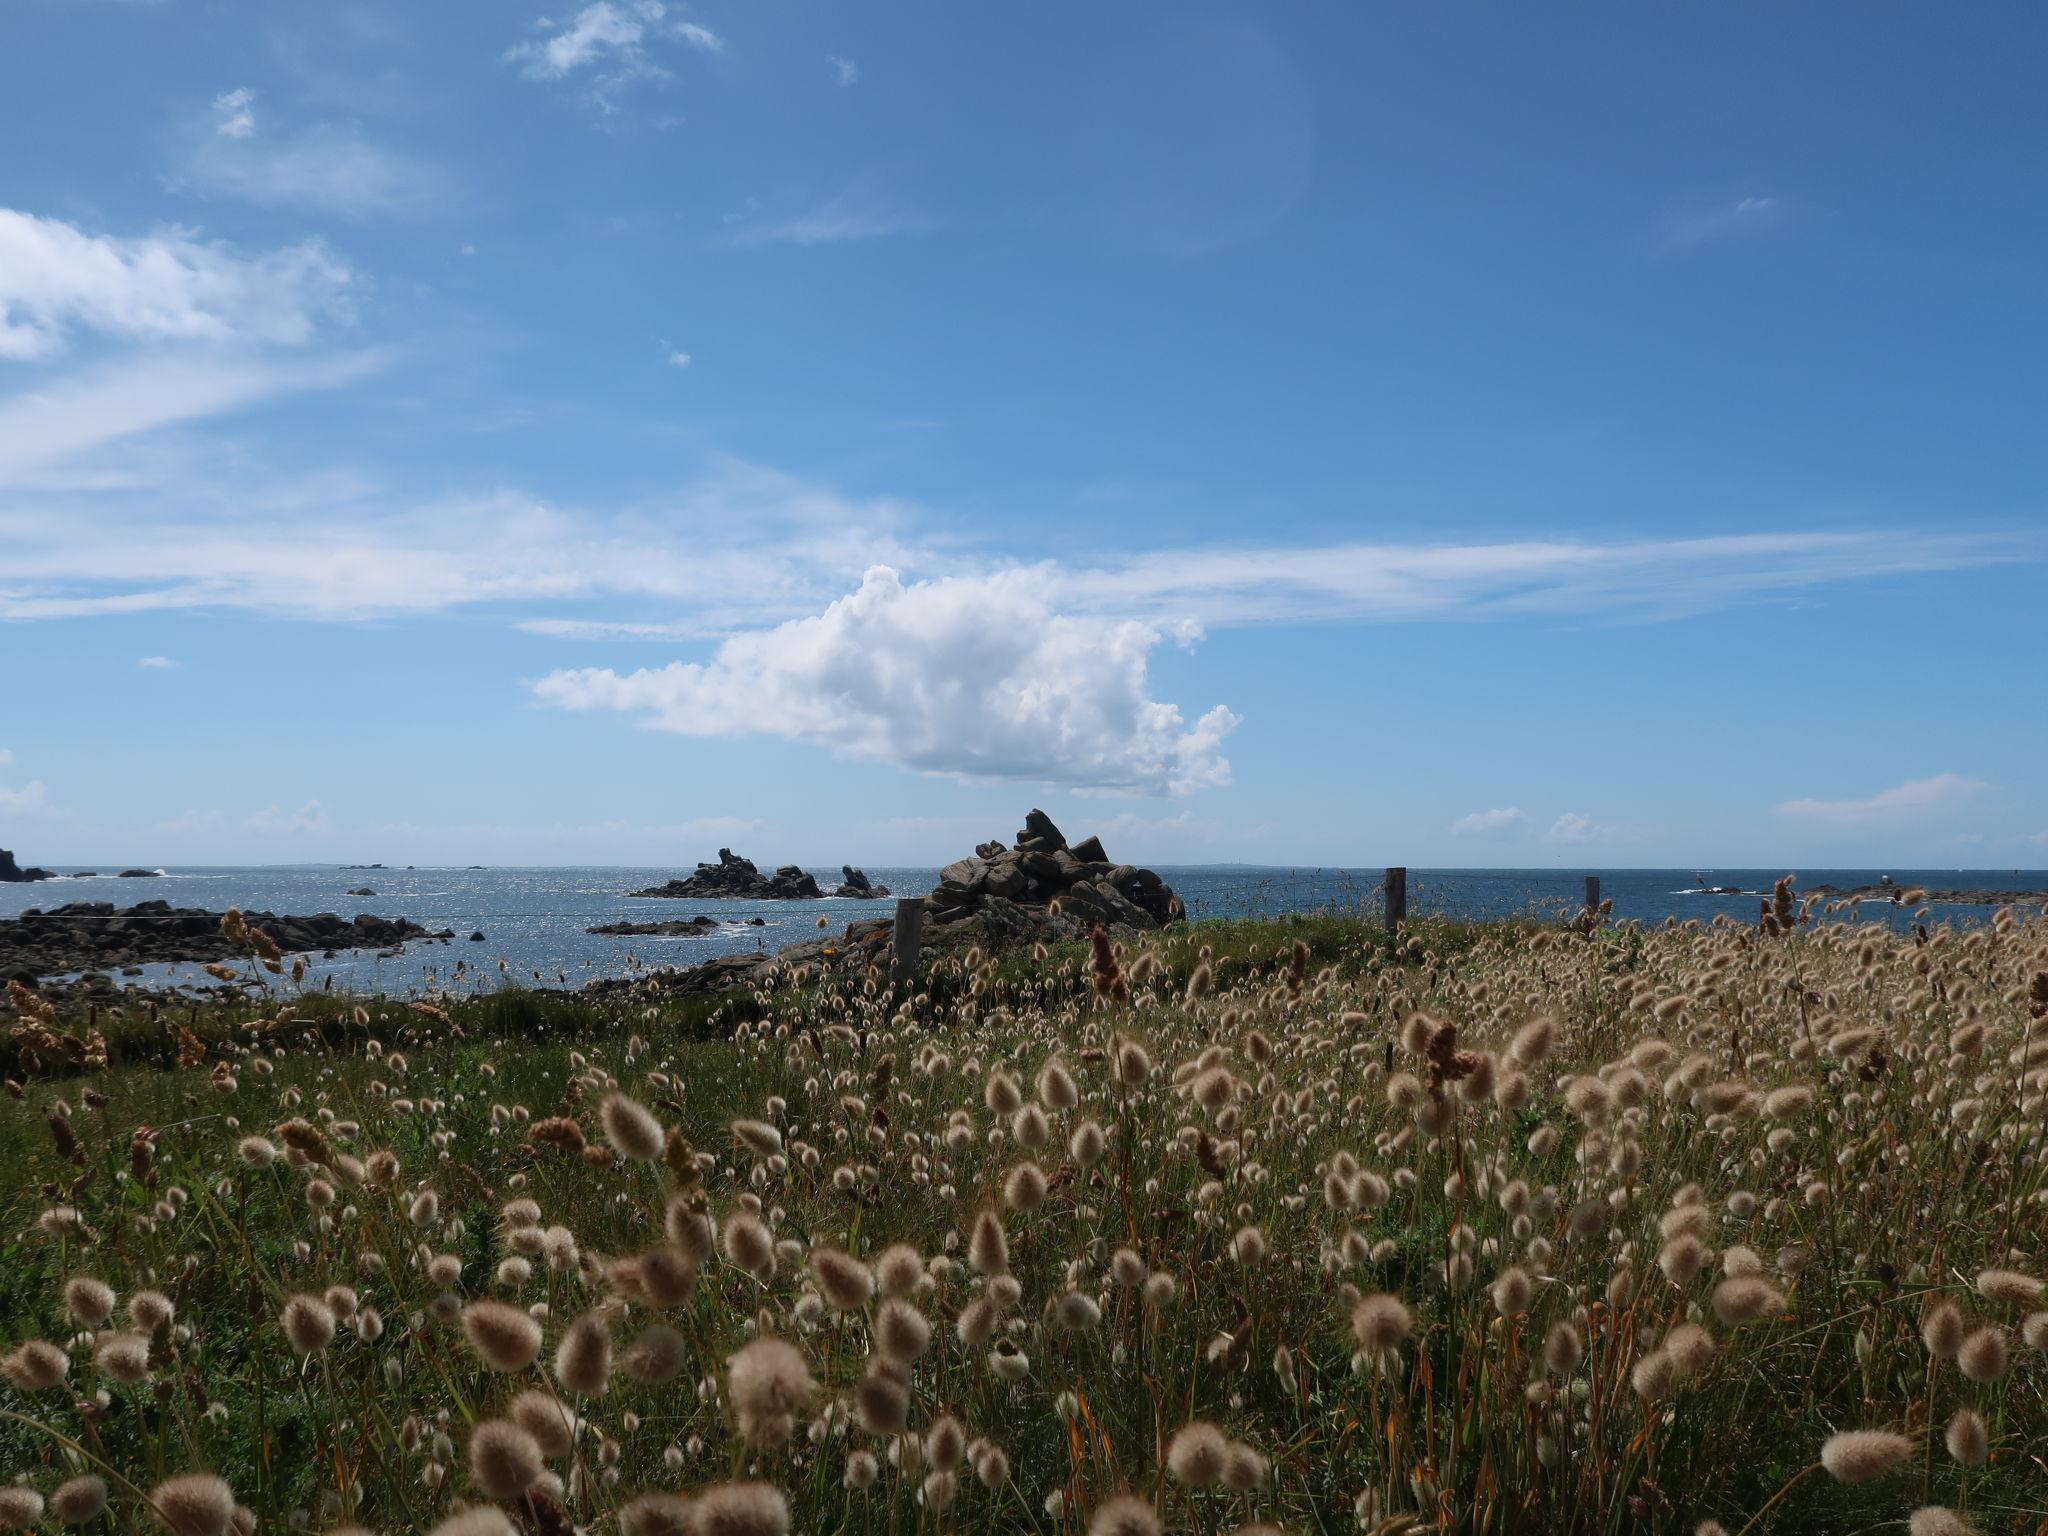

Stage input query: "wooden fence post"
[
  {"left": 1584, "top": 875, "right": 1601, "bottom": 912},
  {"left": 891, "top": 897, "right": 924, "bottom": 990},
  {"left": 1384, "top": 867, "right": 1407, "bottom": 935}
]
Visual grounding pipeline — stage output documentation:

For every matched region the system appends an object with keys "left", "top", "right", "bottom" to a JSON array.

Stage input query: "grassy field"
[{"left": 2, "top": 904, "right": 2044, "bottom": 1536}]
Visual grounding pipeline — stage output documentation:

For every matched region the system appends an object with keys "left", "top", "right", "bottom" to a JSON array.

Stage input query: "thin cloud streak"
[
  {"left": 1775, "top": 772, "right": 1988, "bottom": 827},
  {"left": 0, "top": 349, "right": 390, "bottom": 487},
  {"left": 0, "top": 462, "right": 2021, "bottom": 626}
]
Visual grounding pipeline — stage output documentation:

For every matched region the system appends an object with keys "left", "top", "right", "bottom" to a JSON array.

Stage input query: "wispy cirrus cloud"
[
  {"left": 173, "top": 117, "right": 458, "bottom": 221},
  {"left": 211, "top": 88, "right": 256, "bottom": 139},
  {"left": 1660, "top": 194, "right": 1785, "bottom": 251},
  {"left": 1775, "top": 772, "right": 1987, "bottom": 827},
  {"left": 1450, "top": 807, "right": 1527, "bottom": 837},
  {"left": 0, "top": 348, "right": 389, "bottom": 489},
  {"left": 0, "top": 447, "right": 2022, "bottom": 627},
  {"left": 722, "top": 189, "right": 930, "bottom": 248}
]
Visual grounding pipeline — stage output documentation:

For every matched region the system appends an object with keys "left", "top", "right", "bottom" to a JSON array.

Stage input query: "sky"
[{"left": 1, "top": 0, "right": 2044, "bottom": 870}]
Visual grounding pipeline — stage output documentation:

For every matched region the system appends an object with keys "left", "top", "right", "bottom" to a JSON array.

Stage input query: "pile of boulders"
[{"left": 923, "top": 809, "right": 1183, "bottom": 940}]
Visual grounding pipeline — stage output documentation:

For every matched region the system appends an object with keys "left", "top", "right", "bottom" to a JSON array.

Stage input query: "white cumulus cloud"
[
  {"left": 137, "top": 655, "right": 179, "bottom": 669},
  {"left": 0, "top": 209, "right": 351, "bottom": 360},
  {"left": 1775, "top": 772, "right": 1986, "bottom": 827},
  {"left": 1543, "top": 812, "right": 1605, "bottom": 845},
  {"left": 532, "top": 565, "right": 1239, "bottom": 797},
  {"left": 1450, "top": 807, "right": 1526, "bottom": 837}
]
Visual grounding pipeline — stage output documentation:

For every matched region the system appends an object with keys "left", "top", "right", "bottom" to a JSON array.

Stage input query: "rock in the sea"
[
  {"left": 630, "top": 849, "right": 826, "bottom": 900},
  {"left": 588, "top": 916, "right": 721, "bottom": 936},
  {"left": 0, "top": 901, "right": 433, "bottom": 981},
  {"left": 117, "top": 869, "right": 161, "bottom": 879},
  {"left": 0, "top": 849, "right": 55, "bottom": 883},
  {"left": 346, "top": 887, "right": 377, "bottom": 896},
  {"left": 836, "top": 865, "right": 890, "bottom": 897}
]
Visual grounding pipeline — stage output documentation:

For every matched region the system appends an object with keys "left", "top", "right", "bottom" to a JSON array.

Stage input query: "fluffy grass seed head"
[{"left": 1819, "top": 1429, "right": 1915, "bottom": 1485}]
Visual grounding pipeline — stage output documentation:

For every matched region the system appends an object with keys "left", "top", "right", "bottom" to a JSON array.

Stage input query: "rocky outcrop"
[
  {"left": 117, "top": 869, "right": 161, "bottom": 879},
  {"left": 588, "top": 810, "right": 1183, "bottom": 1001},
  {"left": 921, "top": 809, "right": 1183, "bottom": 939},
  {"left": 588, "top": 916, "right": 722, "bottom": 936},
  {"left": 836, "top": 866, "right": 889, "bottom": 897},
  {"left": 631, "top": 849, "right": 825, "bottom": 900},
  {"left": 0, "top": 849, "right": 54, "bottom": 883},
  {"left": 0, "top": 901, "right": 436, "bottom": 982}
]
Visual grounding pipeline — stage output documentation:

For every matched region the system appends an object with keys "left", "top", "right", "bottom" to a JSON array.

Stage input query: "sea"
[{"left": 5, "top": 865, "right": 2043, "bottom": 999}]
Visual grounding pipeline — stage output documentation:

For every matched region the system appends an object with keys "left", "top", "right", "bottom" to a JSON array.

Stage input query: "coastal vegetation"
[{"left": 2, "top": 899, "right": 2045, "bottom": 1536}]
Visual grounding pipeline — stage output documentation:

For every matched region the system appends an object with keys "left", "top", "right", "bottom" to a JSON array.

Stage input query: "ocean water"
[{"left": 5, "top": 864, "right": 2042, "bottom": 998}]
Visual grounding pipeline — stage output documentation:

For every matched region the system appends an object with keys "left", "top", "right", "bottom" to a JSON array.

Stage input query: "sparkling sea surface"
[{"left": 5, "top": 864, "right": 2042, "bottom": 998}]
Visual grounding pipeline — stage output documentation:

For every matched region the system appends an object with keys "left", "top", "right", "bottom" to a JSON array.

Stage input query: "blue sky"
[{"left": 2, "top": 0, "right": 2043, "bottom": 869}]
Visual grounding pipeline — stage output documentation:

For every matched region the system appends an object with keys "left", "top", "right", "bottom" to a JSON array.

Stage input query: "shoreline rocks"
[
  {"left": 1809, "top": 884, "right": 2048, "bottom": 905},
  {"left": 837, "top": 865, "right": 889, "bottom": 896},
  {"left": 0, "top": 849, "right": 55, "bottom": 883},
  {"left": 1, "top": 901, "right": 438, "bottom": 983}
]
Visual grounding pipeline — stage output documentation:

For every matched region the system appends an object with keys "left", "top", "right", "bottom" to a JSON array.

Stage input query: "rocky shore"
[
  {"left": 590, "top": 809, "right": 1180, "bottom": 1001},
  {"left": 0, "top": 901, "right": 441, "bottom": 983},
  {"left": 1809, "top": 884, "right": 2048, "bottom": 906},
  {"left": 629, "top": 850, "right": 887, "bottom": 900}
]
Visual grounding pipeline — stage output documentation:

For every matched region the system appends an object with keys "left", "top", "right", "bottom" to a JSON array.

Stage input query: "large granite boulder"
[
  {"left": 836, "top": 866, "right": 890, "bottom": 896},
  {"left": 631, "top": 849, "right": 825, "bottom": 900}
]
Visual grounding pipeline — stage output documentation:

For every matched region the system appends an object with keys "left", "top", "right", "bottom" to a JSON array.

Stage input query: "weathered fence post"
[
  {"left": 1384, "top": 867, "right": 1407, "bottom": 935},
  {"left": 1584, "top": 875, "right": 1601, "bottom": 912},
  {"left": 891, "top": 896, "right": 924, "bottom": 990}
]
